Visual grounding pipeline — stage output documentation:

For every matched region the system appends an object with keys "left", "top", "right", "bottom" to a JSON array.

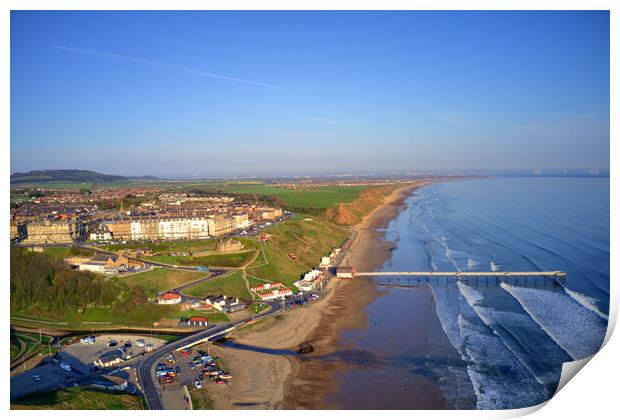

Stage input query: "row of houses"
[
  {"left": 100, "top": 213, "right": 249, "bottom": 242},
  {"left": 250, "top": 282, "right": 283, "bottom": 292},
  {"left": 20, "top": 218, "right": 85, "bottom": 244},
  {"left": 158, "top": 292, "right": 248, "bottom": 313},
  {"left": 11, "top": 206, "right": 282, "bottom": 244},
  {"left": 258, "top": 288, "right": 293, "bottom": 300}
]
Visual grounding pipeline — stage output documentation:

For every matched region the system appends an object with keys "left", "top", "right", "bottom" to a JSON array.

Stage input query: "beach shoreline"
[{"left": 211, "top": 180, "right": 434, "bottom": 409}]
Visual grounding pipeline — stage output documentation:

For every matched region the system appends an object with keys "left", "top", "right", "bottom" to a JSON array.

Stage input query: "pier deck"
[
  {"left": 354, "top": 271, "right": 566, "bottom": 277},
  {"left": 337, "top": 268, "right": 568, "bottom": 287}
]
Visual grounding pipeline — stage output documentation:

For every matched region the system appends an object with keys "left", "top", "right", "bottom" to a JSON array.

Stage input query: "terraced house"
[
  {"left": 22, "top": 218, "right": 83, "bottom": 244},
  {"left": 105, "top": 216, "right": 211, "bottom": 241}
]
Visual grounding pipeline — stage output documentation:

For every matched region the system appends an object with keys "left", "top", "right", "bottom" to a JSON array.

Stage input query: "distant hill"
[{"left": 10, "top": 170, "right": 158, "bottom": 184}]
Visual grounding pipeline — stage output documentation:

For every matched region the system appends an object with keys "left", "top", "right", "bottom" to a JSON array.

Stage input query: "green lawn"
[
  {"left": 114, "top": 268, "right": 206, "bottom": 295},
  {"left": 103, "top": 239, "right": 215, "bottom": 253},
  {"left": 173, "top": 309, "right": 229, "bottom": 323},
  {"left": 212, "top": 183, "right": 369, "bottom": 209},
  {"left": 246, "top": 218, "right": 349, "bottom": 287},
  {"left": 183, "top": 271, "right": 251, "bottom": 300},
  {"left": 249, "top": 302, "right": 270, "bottom": 314},
  {"left": 146, "top": 250, "right": 256, "bottom": 268},
  {"left": 42, "top": 246, "right": 94, "bottom": 260},
  {"left": 247, "top": 242, "right": 307, "bottom": 287},
  {"left": 11, "top": 387, "right": 144, "bottom": 410}
]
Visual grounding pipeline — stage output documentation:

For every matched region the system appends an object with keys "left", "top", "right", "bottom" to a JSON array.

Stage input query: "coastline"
[{"left": 212, "top": 180, "right": 434, "bottom": 409}]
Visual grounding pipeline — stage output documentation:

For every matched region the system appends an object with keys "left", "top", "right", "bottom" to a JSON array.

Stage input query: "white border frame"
[{"left": 2, "top": 2, "right": 616, "bottom": 420}]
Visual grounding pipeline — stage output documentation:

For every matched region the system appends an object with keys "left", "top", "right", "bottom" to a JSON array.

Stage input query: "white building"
[
  {"left": 233, "top": 213, "right": 251, "bottom": 229},
  {"left": 336, "top": 267, "right": 354, "bottom": 278},
  {"left": 294, "top": 270, "right": 323, "bottom": 291},
  {"left": 158, "top": 293, "right": 182, "bottom": 305},
  {"left": 89, "top": 225, "right": 112, "bottom": 242},
  {"left": 158, "top": 218, "right": 209, "bottom": 240},
  {"left": 319, "top": 256, "right": 332, "bottom": 268}
]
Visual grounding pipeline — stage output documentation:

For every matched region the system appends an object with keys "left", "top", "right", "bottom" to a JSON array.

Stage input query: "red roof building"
[
  {"left": 158, "top": 293, "right": 182, "bottom": 305},
  {"left": 187, "top": 316, "right": 208, "bottom": 327}
]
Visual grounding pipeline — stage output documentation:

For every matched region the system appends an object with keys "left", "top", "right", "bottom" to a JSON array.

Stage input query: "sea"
[{"left": 328, "top": 177, "right": 610, "bottom": 410}]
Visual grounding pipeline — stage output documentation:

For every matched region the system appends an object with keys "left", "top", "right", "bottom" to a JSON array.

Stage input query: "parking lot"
[
  {"left": 283, "top": 292, "right": 322, "bottom": 309},
  {"left": 10, "top": 358, "right": 81, "bottom": 400},
  {"left": 62, "top": 334, "right": 166, "bottom": 373},
  {"left": 156, "top": 343, "right": 230, "bottom": 391},
  {"left": 10, "top": 333, "right": 166, "bottom": 401}
]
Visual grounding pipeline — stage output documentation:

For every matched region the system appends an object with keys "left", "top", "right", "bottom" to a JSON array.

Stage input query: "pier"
[{"left": 336, "top": 267, "right": 567, "bottom": 287}]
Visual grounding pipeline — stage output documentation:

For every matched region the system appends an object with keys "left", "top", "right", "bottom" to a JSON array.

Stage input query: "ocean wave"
[
  {"left": 563, "top": 287, "right": 608, "bottom": 321},
  {"left": 455, "top": 292, "right": 546, "bottom": 409},
  {"left": 430, "top": 279, "right": 548, "bottom": 408},
  {"left": 491, "top": 261, "right": 501, "bottom": 272},
  {"left": 458, "top": 282, "right": 568, "bottom": 394},
  {"left": 500, "top": 283, "right": 607, "bottom": 360}
]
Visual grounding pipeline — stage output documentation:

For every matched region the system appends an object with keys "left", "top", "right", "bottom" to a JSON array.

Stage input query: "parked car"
[
  {"left": 80, "top": 336, "right": 95, "bottom": 345},
  {"left": 60, "top": 362, "right": 71, "bottom": 372},
  {"left": 31, "top": 374, "right": 42, "bottom": 381},
  {"left": 107, "top": 339, "right": 118, "bottom": 347}
]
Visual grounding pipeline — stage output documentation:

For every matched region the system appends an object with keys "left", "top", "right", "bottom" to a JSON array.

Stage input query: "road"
[
  {"left": 168, "top": 270, "right": 228, "bottom": 300},
  {"left": 134, "top": 300, "right": 281, "bottom": 410}
]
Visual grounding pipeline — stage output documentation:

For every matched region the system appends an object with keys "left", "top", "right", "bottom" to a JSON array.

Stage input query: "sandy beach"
[{"left": 211, "top": 180, "right": 434, "bottom": 409}]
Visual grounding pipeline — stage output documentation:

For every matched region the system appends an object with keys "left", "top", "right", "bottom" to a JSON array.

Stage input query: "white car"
[
  {"left": 60, "top": 363, "right": 72, "bottom": 372},
  {"left": 136, "top": 339, "right": 145, "bottom": 347},
  {"left": 80, "top": 336, "right": 95, "bottom": 345}
]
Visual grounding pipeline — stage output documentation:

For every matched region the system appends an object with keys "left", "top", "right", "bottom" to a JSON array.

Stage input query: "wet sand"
[{"left": 219, "top": 181, "right": 435, "bottom": 409}]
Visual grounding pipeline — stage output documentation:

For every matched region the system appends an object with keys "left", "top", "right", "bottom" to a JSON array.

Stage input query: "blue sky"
[{"left": 11, "top": 11, "right": 609, "bottom": 177}]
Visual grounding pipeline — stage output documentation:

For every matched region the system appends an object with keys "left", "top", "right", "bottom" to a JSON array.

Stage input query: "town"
[{"left": 10, "top": 176, "right": 360, "bottom": 409}]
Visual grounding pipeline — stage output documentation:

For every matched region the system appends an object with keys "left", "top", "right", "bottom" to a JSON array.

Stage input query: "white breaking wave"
[
  {"left": 500, "top": 283, "right": 607, "bottom": 360},
  {"left": 563, "top": 287, "right": 608, "bottom": 321},
  {"left": 467, "top": 258, "right": 480, "bottom": 269},
  {"left": 491, "top": 261, "right": 501, "bottom": 272},
  {"left": 455, "top": 293, "right": 545, "bottom": 409},
  {"left": 458, "top": 282, "right": 566, "bottom": 391}
]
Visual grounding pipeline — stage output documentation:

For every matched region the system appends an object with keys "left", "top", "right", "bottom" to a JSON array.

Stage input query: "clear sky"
[{"left": 10, "top": 11, "right": 610, "bottom": 178}]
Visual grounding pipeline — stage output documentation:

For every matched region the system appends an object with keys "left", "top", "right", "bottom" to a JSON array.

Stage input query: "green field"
[
  {"left": 183, "top": 271, "right": 251, "bottom": 300},
  {"left": 210, "top": 183, "right": 369, "bottom": 209},
  {"left": 146, "top": 250, "right": 256, "bottom": 268},
  {"left": 42, "top": 246, "right": 94, "bottom": 259},
  {"left": 11, "top": 387, "right": 144, "bottom": 410},
  {"left": 11, "top": 180, "right": 369, "bottom": 212},
  {"left": 173, "top": 309, "right": 229, "bottom": 323},
  {"left": 103, "top": 239, "right": 216, "bottom": 253},
  {"left": 115, "top": 268, "right": 207, "bottom": 296}
]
